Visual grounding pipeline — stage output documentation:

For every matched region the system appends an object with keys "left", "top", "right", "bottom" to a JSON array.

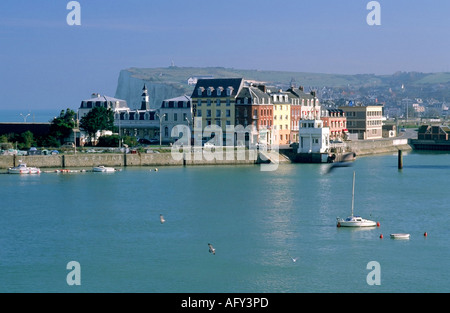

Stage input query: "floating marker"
[{"left": 379, "top": 234, "right": 383, "bottom": 239}]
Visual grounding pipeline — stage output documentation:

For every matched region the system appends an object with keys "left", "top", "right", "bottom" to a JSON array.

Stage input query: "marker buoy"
[
  {"left": 424, "top": 232, "right": 428, "bottom": 237},
  {"left": 377, "top": 222, "right": 380, "bottom": 227},
  {"left": 379, "top": 234, "right": 383, "bottom": 239}
]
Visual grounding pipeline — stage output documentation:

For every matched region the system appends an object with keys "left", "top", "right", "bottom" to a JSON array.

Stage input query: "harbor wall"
[
  {"left": 0, "top": 139, "right": 414, "bottom": 169},
  {"left": 0, "top": 150, "right": 261, "bottom": 169},
  {"left": 345, "top": 138, "right": 412, "bottom": 156}
]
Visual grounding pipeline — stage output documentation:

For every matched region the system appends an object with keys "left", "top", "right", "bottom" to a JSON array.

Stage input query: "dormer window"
[
  {"left": 217, "top": 87, "right": 223, "bottom": 96},
  {"left": 198, "top": 87, "right": 204, "bottom": 96},
  {"left": 227, "top": 86, "right": 233, "bottom": 96},
  {"left": 207, "top": 87, "right": 214, "bottom": 96}
]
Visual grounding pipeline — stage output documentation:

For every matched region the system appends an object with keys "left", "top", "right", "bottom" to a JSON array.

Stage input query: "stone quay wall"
[
  {"left": 0, "top": 149, "right": 261, "bottom": 169},
  {"left": 345, "top": 138, "right": 412, "bottom": 156}
]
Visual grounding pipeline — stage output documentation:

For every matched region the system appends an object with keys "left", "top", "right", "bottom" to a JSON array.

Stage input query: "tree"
[
  {"left": 20, "top": 131, "right": 35, "bottom": 149},
  {"left": 48, "top": 108, "right": 77, "bottom": 146},
  {"left": 80, "top": 107, "right": 115, "bottom": 142}
]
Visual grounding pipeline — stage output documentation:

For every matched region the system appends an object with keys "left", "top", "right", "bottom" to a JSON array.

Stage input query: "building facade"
[
  {"left": 321, "top": 108, "right": 347, "bottom": 141},
  {"left": 191, "top": 78, "right": 244, "bottom": 145},
  {"left": 235, "top": 85, "right": 272, "bottom": 146},
  {"left": 158, "top": 95, "right": 192, "bottom": 143},
  {"left": 268, "top": 89, "right": 291, "bottom": 146},
  {"left": 78, "top": 93, "right": 128, "bottom": 119},
  {"left": 340, "top": 104, "right": 384, "bottom": 140}
]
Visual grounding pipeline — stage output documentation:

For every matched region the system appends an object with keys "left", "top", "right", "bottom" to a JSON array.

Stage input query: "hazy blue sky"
[{"left": 1, "top": 0, "right": 450, "bottom": 111}]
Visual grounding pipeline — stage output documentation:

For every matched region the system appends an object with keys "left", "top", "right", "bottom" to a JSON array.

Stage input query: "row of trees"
[{"left": 1, "top": 107, "right": 137, "bottom": 150}]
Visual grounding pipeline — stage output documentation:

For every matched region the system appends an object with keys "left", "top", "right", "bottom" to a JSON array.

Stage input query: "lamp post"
[
  {"left": 156, "top": 112, "right": 166, "bottom": 147},
  {"left": 20, "top": 113, "right": 31, "bottom": 122},
  {"left": 71, "top": 117, "right": 78, "bottom": 154}
]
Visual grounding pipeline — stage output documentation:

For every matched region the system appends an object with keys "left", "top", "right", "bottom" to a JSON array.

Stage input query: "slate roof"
[{"left": 192, "top": 78, "right": 243, "bottom": 98}]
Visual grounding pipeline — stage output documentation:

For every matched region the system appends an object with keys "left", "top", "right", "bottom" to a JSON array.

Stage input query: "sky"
[{"left": 1, "top": 0, "right": 450, "bottom": 111}]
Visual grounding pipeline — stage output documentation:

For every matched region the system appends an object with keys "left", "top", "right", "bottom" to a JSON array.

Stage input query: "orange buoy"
[
  {"left": 424, "top": 232, "right": 428, "bottom": 237},
  {"left": 377, "top": 222, "right": 380, "bottom": 227},
  {"left": 379, "top": 234, "right": 383, "bottom": 239}
]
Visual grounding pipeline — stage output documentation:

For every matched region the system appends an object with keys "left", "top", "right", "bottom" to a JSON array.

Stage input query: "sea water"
[{"left": 0, "top": 151, "right": 449, "bottom": 292}]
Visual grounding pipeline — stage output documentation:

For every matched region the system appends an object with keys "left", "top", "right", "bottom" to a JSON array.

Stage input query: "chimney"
[
  {"left": 257, "top": 84, "right": 267, "bottom": 93},
  {"left": 310, "top": 91, "right": 316, "bottom": 97},
  {"left": 299, "top": 86, "right": 304, "bottom": 92}
]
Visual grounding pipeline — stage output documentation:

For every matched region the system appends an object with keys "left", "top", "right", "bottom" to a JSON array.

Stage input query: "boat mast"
[{"left": 351, "top": 171, "right": 355, "bottom": 217}]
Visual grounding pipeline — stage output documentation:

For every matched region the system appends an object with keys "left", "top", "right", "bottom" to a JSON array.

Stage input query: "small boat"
[
  {"left": 337, "top": 171, "right": 377, "bottom": 227},
  {"left": 8, "top": 163, "right": 41, "bottom": 174},
  {"left": 93, "top": 165, "right": 116, "bottom": 172},
  {"left": 390, "top": 233, "right": 410, "bottom": 239}
]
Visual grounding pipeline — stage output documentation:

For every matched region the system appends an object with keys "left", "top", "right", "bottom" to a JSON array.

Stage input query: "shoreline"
[{"left": 0, "top": 138, "right": 414, "bottom": 170}]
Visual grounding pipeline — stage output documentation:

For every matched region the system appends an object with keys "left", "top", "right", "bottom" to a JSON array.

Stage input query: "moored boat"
[
  {"left": 337, "top": 171, "right": 377, "bottom": 227},
  {"left": 8, "top": 163, "right": 41, "bottom": 174},
  {"left": 93, "top": 165, "right": 116, "bottom": 172},
  {"left": 390, "top": 233, "right": 410, "bottom": 239}
]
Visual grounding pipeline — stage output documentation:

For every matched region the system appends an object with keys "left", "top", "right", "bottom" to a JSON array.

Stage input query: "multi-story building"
[
  {"left": 268, "top": 89, "right": 291, "bottom": 146},
  {"left": 235, "top": 85, "right": 272, "bottom": 146},
  {"left": 340, "top": 104, "right": 384, "bottom": 140},
  {"left": 114, "top": 84, "right": 159, "bottom": 140},
  {"left": 287, "top": 86, "right": 320, "bottom": 144},
  {"left": 191, "top": 78, "right": 244, "bottom": 144},
  {"left": 78, "top": 93, "right": 128, "bottom": 119},
  {"left": 321, "top": 108, "right": 347, "bottom": 141},
  {"left": 158, "top": 95, "right": 192, "bottom": 143}
]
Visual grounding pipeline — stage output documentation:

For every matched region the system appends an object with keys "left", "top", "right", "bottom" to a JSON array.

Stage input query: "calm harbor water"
[{"left": 0, "top": 151, "right": 449, "bottom": 293}]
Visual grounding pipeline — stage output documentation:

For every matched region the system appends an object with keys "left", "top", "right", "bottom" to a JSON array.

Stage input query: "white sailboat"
[{"left": 337, "top": 171, "right": 377, "bottom": 227}]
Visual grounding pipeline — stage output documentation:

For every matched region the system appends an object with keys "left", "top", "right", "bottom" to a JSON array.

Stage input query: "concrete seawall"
[
  {"left": 0, "top": 139, "right": 413, "bottom": 169},
  {"left": 0, "top": 150, "right": 262, "bottom": 169},
  {"left": 346, "top": 138, "right": 412, "bottom": 156}
]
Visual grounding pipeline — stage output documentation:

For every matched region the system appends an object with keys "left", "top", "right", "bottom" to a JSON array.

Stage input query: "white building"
[
  {"left": 158, "top": 95, "right": 192, "bottom": 143},
  {"left": 297, "top": 119, "right": 330, "bottom": 154},
  {"left": 78, "top": 93, "right": 128, "bottom": 119}
]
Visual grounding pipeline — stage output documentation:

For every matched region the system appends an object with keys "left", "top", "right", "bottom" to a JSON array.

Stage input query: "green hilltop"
[
  {"left": 125, "top": 66, "right": 450, "bottom": 88},
  {"left": 115, "top": 67, "right": 450, "bottom": 109}
]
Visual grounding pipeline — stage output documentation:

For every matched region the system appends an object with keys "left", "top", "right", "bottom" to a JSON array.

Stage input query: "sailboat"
[{"left": 336, "top": 171, "right": 377, "bottom": 227}]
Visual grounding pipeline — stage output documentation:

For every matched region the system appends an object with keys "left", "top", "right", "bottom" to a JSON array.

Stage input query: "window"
[
  {"left": 226, "top": 109, "right": 231, "bottom": 117},
  {"left": 216, "top": 99, "right": 221, "bottom": 106},
  {"left": 207, "top": 100, "right": 211, "bottom": 106},
  {"left": 216, "top": 109, "right": 221, "bottom": 118},
  {"left": 174, "top": 113, "right": 178, "bottom": 121},
  {"left": 197, "top": 110, "right": 202, "bottom": 117},
  {"left": 226, "top": 99, "right": 230, "bottom": 106},
  {"left": 207, "top": 110, "right": 211, "bottom": 117}
]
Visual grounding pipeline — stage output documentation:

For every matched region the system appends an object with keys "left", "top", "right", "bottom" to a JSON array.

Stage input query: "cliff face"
[{"left": 114, "top": 69, "right": 191, "bottom": 110}]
